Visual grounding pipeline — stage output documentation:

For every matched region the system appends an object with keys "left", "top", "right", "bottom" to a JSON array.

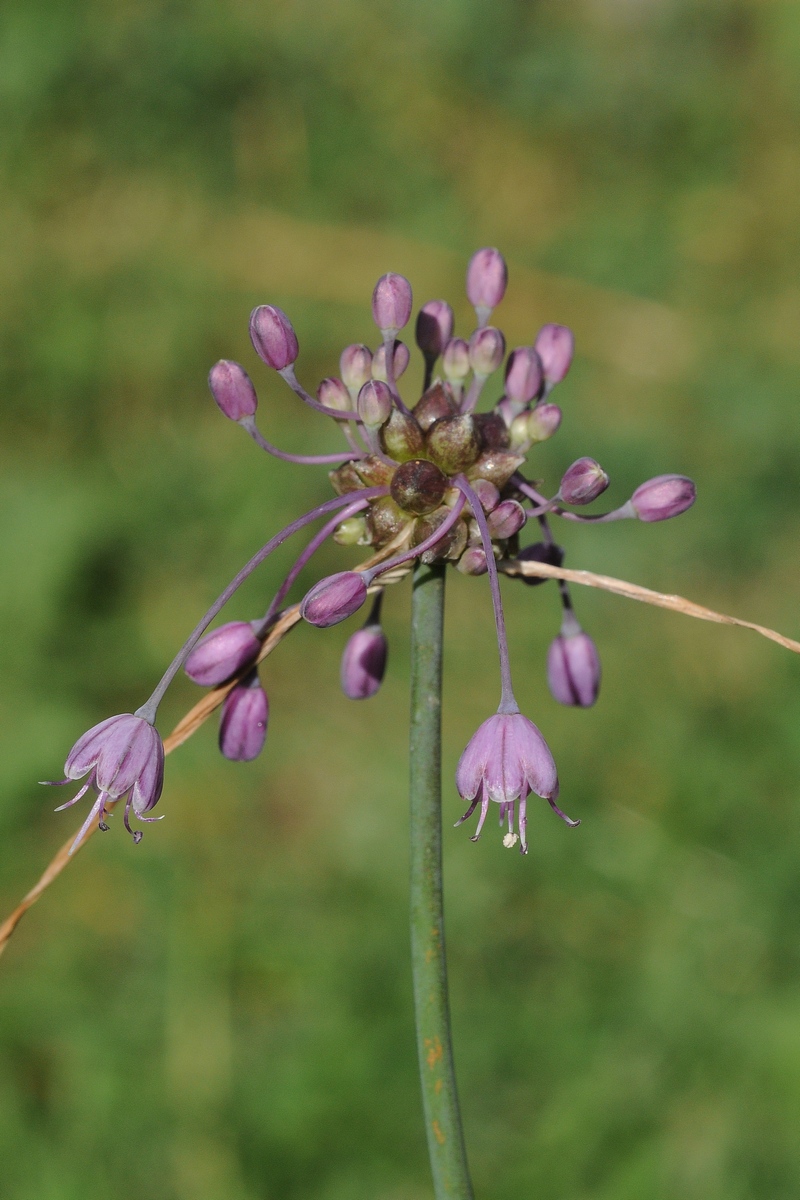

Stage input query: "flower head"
[
  {"left": 455, "top": 712, "right": 575, "bottom": 854},
  {"left": 48, "top": 714, "right": 164, "bottom": 851}
]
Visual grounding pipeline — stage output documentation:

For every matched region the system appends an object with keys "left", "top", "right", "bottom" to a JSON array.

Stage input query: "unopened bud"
[
  {"left": 219, "top": 671, "right": 269, "bottom": 761},
  {"left": 341, "top": 623, "right": 389, "bottom": 700},
  {"left": 380, "top": 409, "right": 425, "bottom": 462},
  {"left": 475, "top": 411, "right": 510, "bottom": 450},
  {"left": 442, "top": 337, "right": 471, "bottom": 383},
  {"left": 416, "top": 300, "right": 455, "bottom": 361},
  {"left": 372, "top": 339, "right": 410, "bottom": 382},
  {"left": 468, "top": 327, "right": 506, "bottom": 378},
  {"left": 470, "top": 479, "right": 500, "bottom": 513},
  {"left": 547, "top": 622, "right": 601, "bottom": 707},
  {"left": 413, "top": 381, "right": 457, "bottom": 431},
  {"left": 340, "top": 344, "right": 373, "bottom": 396},
  {"left": 185, "top": 621, "right": 261, "bottom": 686},
  {"left": 504, "top": 347, "right": 543, "bottom": 407},
  {"left": 630, "top": 475, "right": 696, "bottom": 522},
  {"left": 301, "top": 572, "right": 368, "bottom": 628},
  {"left": 426, "top": 414, "right": 481, "bottom": 474},
  {"left": 317, "top": 376, "right": 352, "bottom": 412},
  {"left": 487, "top": 499, "right": 526, "bottom": 539},
  {"left": 457, "top": 546, "right": 488, "bottom": 576},
  {"left": 209, "top": 360, "right": 258, "bottom": 422},
  {"left": 534, "top": 324, "right": 574, "bottom": 389},
  {"left": 509, "top": 414, "right": 534, "bottom": 453},
  {"left": 333, "top": 516, "right": 370, "bottom": 546},
  {"left": 466, "top": 248, "right": 508, "bottom": 323},
  {"left": 559, "top": 457, "right": 609, "bottom": 505},
  {"left": 372, "top": 273, "right": 413, "bottom": 334},
  {"left": 526, "top": 403, "right": 562, "bottom": 443},
  {"left": 249, "top": 305, "right": 299, "bottom": 370},
  {"left": 516, "top": 541, "right": 565, "bottom": 587},
  {"left": 357, "top": 380, "right": 393, "bottom": 429},
  {"left": 390, "top": 459, "right": 449, "bottom": 515}
]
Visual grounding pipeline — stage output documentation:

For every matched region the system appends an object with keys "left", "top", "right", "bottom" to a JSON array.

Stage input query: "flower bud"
[
  {"left": 468, "top": 327, "right": 506, "bottom": 378},
  {"left": 442, "top": 337, "right": 471, "bottom": 383},
  {"left": 487, "top": 499, "right": 526, "bottom": 539},
  {"left": 340, "top": 623, "right": 389, "bottom": 700},
  {"left": 380, "top": 409, "right": 425, "bottom": 462},
  {"left": 415, "top": 300, "right": 455, "bottom": 361},
  {"left": 559, "top": 457, "right": 609, "bottom": 505},
  {"left": 372, "top": 273, "right": 413, "bottom": 334},
  {"left": 301, "top": 572, "right": 368, "bottom": 628},
  {"left": 426, "top": 414, "right": 481, "bottom": 474},
  {"left": 219, "top": 671, "right": 269, "bottom": 761},
  {"left": 466, "top": 248, "right": 508, "bottom": 321},
  {"left": 457, "top": 546, "right": 488, "bottom": 576},
  {"left": 470, "top": 479, "right": 500, "bottom": 513},
  {"left": 534, "top": 324, "right": 574, "bottom": 388},
  {"left": 509, "top": 414, "right": 534, "bottom": 453},
  {"left": 249, "top": 305, "right": 299, "bottom": 370},
  {"left": 390, "top": 459, "right": 449, "bottom": 515},
  {"left": 504, "top": 347, "right": 543, "bottom": 407},
  {"left": 413, "top": 381, "right": 457, "bottom": 431},
  {"left": 357, "top": 380, "right": 393, "bottom": 429},
  {"left": 208, "top": 360, "right": 258, "bottom": 421},
  {"left": 340, "top": 344, "right": 373, "bottom": 396},
  {"left": 474, "top": 411, "right": 510, "bottom": 450},
  {"left": 317, "top": 376, "right": 352, "bottom": 412},
  {"left": 185, "top": 621, "right": 261, "bottom": 687},
  {"left": 630, "top": 475, "right": 697, "bottom": 522},
  {"left": 526, "top": 403, "right": 562, "bottom": 443},
  {"left": 333, "top": 516, "right": 370, "bottom": 546},
  {"left": 371, "top": 339, "right": 410, "bottom": 382},
  {"left": 547, "top": 625, "right": 601, "bottom": 708},
  {"left": 516, "top": 541, "right": 565, "bottom": 587}
]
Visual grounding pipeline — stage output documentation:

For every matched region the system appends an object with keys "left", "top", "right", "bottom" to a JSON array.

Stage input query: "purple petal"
[{"left": 64, "top": 714, "right": 130, "bottom": 779}]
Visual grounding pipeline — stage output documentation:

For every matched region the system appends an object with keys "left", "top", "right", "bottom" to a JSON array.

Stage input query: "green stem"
[{"left": 409, "top": 561, "right": 474, "bottom": 1199}]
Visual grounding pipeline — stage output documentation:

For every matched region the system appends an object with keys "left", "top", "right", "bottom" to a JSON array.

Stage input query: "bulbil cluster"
[{"left": 46, "top": 250, "right": 695, "bottom": 854}]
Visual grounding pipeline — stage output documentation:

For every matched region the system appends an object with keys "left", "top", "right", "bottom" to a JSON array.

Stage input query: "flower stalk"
[{"left": 409, "top": 561, "right": 473, "bottom": 1199}]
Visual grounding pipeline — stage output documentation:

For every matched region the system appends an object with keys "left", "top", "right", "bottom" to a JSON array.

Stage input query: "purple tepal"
[
  {"left": 184, "top": 621, "right": 262, "bottom": 687},
  {"left": 300, "top": 572, "right": 368, "bottom": 628},
  {"left": 219, "top": 672, "right": 269, "bottom": 762},
  {"left": 547, "top": 615, "right": 601, "bottom": 708},
  {"left": 341, "top": 624, "right": 389, "bottom": 700}
]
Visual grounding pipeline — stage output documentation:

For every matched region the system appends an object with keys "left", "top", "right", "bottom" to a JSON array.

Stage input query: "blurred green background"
[{"left": 2, "top": 0, "right": 800, "bottom": 1196}]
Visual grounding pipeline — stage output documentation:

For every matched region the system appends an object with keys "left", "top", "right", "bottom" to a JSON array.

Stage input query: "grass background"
[{"left": 2, "top": 0, "right": 800, "bottom": 1196}]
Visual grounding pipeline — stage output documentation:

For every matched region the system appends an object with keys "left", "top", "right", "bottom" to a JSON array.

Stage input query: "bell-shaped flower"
[
  {"left": 219, "top": 671, "right": 268, "bottom": 761},
  {"left": 47, "top": 713, "right": 164, "bottom": 851},
  {"left": 455, "top": 711, "right": 576, "bottom": 854},
  {"left": 184, "top": 621, "right": 261, "bottom": 687}
]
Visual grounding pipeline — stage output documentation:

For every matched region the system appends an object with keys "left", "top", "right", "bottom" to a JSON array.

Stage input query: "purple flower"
[
  {"left": 547, "top": 629, "right": 601, "bottom": 707},
  {"left": 559, "top": 457, "right": 609, "bottom": 505},
  {"left": 357, "top": 380, "right": 393, "bottom": 428},
  {"left": 372, "top": 339, "right": 410, "bottom": 382},
  {"left": 48, "top": 714, "right": 164, "bottom": 850},
  {"left": 208, "top": 360, "right": 258, "bottom": 421},
  {"left": 340, "top": 344, "right": 373, "bottom": 395},
  {"left": 455, "top": 711, "right": 574, "bottom": 854},
  {"left": 219, "top": 672, "right": 268, "bottom": 761},
  {"left": 415, "top": 300, "right": 455, "bottom": 361},
  {"left": 301, "top": 572, "right": 368, "bottom": 628},
  {"left": 184, "top": 621, "right": 261, "bottom": 687},
  {"left": 372, "top": 273, "right": 413, "bottom": 334},
  {"left": 442, "top": 337, "right": 471, "bottom": 383},
  {"left": 534, "top": 323, "right": 574, "bottom": 389},
  {"left": 466, "top": 248, "right": 508, "bottom": 320},
  {"left": 340, "top": 623, "right": 389, "bottom": 699},
  {"left": 630, "top": 474, "right": 696, "bottom": 522},
  {"left": 249, "top": 305, "right": 299, "bottom": 371},
  {"left": 504, "top": 347, "right": 543, "bottom": 407},
  {"left": 468, "top": 327, "right": 506, "bottom": 377}
]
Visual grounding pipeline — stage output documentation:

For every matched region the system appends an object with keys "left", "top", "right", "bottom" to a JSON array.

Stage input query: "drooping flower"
[
  {"left": 47, "top": 714, "right": 164, "bottom": 851},
  {"left": 219, "top": 671, "right": 269, "bottom": 761},
  {"left": 455, "top": 711, "right": 575, "bottom": 854}
]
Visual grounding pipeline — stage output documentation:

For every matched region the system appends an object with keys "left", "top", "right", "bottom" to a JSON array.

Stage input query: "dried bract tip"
[
  {"left": 630, "top": 474, "right": 696, "bottom": 522},
  {"left": 209, "top": 360, "right": 258, "bottom": 421},
  {"left": 184, "top": 621, "right": 261, "bottom": 687},
  {"left": 372, "top": 340, "right": 410, "bottom": 383},
  {"left": 372, "top": 273, "right": 413, "bottom": 334},
  {"left": 249, "top": 305, "right": 299, "bottom": 371},
  {"left": 317, "top": 377, "right": 352, "bottom": 413},
  {"left": 559, "top": 457, "right": 609, "bottom": 506},
  {"left": 341, "top": 624, "right": 389, "bottom": 699},
  {"left": 468, "top": 327, "right": 506, "bottom": 378},
  {"left": 301, "top": 572, "right": 368, "bottom": 628},
  {"left": 504, "top": 347, "right": 543, "bottom": 407},
  {"left": 466, "top": 248, "right": 508, "bottom": 322},
  {"left": 219, "top": 671, "right": 268, "bottom": 761},
  {"left": 340, "top": 344, "right": 373, "bottom": 395},
  {"left": 357, "top": 380, "right": 393, "bottom": 429},
  {"left": 547, "top": 628, "right": 601, "bottom": 708},
  {"left": 534, "top": 324, "right": 574, "bottom": 389},
  {"left": 416, "top": 300, "right": 455, "bottom": 361}
]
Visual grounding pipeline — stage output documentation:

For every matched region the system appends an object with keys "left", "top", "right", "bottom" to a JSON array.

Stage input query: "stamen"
[
  {"left": 470, "top": 795, "right": 491, "bottom": 841},
  {"left": 547, "top": 796, "right": 581, "bottom": 828},
  {"left": 53, "top": 779, "right": 92, "bottom": 812},
  {"left": 454, "top": 797, "right": 479, "bottom": 827}
]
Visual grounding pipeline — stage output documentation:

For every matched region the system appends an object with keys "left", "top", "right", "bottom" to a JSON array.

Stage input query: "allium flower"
[
  {"left": 47, "top": 714, "right": 164, "bottom": 851},
  {"left": 630, "top": 474, "right": 697, "bottom": 522},
  {"left": 455, "top": 712, "right": 575, "bottom": 854},
  {"left": 547, "top": 624, "right": 601, "bottom": 707},
  {"left": 341, "top": 621, "right": 389, "bottom": 699},
  {"left": 219, "top": 671, "right": 268, "bottom": 761},
  {"left": 185, "top": 621, "right": 261, "bottom": 687}
]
